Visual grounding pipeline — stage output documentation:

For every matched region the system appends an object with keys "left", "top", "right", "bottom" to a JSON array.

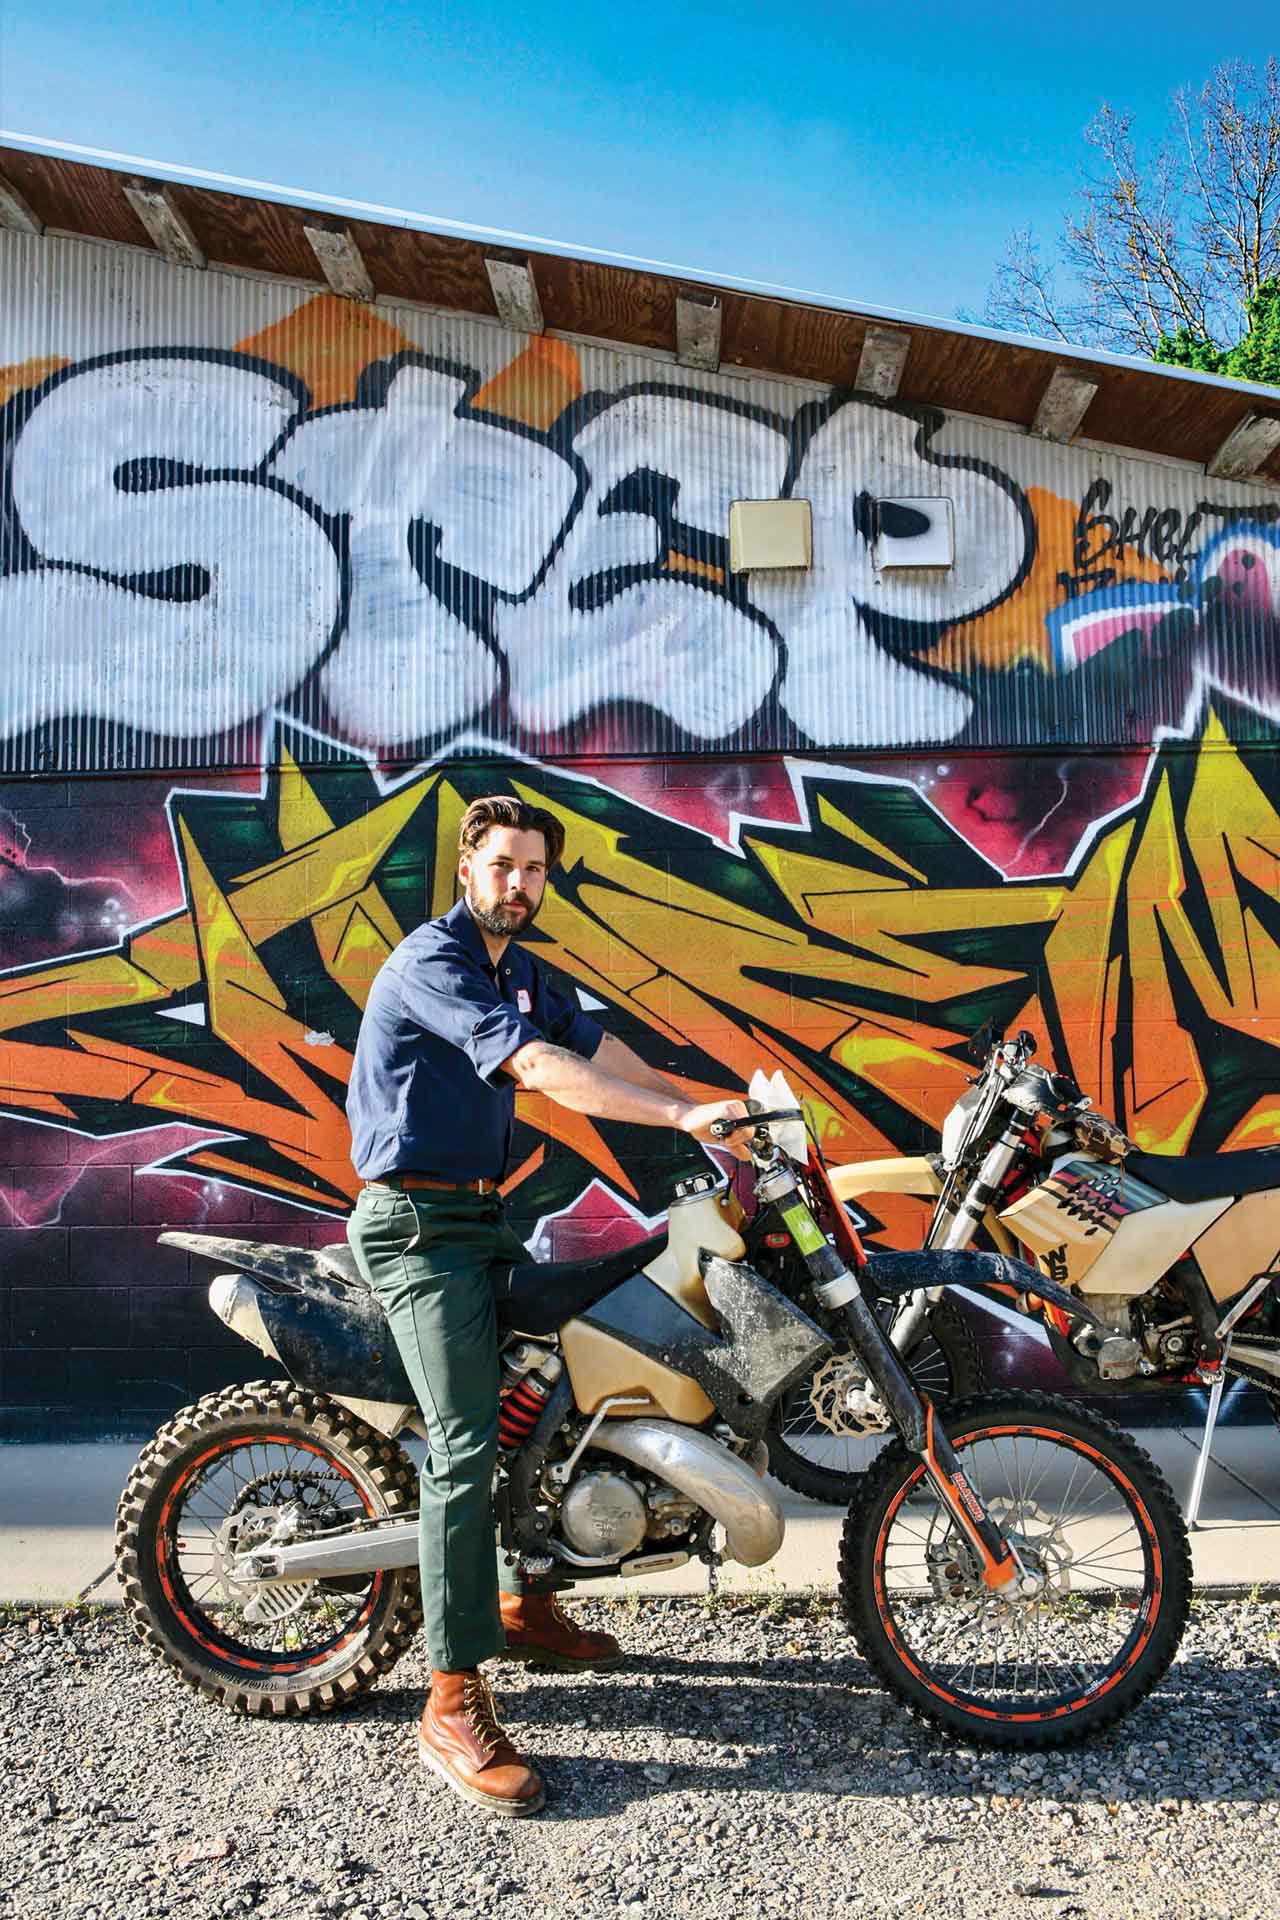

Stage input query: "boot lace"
[{"left": 462, "top": 1675, "right": 507, "bottom": 1758}]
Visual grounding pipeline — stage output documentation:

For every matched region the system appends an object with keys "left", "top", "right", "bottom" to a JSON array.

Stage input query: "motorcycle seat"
[
  {"left": 315, "top": 1243, "right": 368, "bottom": 1288},
  {"left": 494, "top": 1231, "right": 668, "bottom": 1336},
  {"left": 1126, "top": 1146, "right": 1280, "bottom": 1206}
]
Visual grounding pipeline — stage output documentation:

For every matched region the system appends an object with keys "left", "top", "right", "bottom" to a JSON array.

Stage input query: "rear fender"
[{"left": 160, "top": 1230, "right": 363, "bottom": 1298}]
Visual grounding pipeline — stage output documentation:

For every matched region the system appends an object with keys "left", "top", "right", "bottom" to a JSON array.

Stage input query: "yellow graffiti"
[{"left": 0, "top": 709, "right": 1275, "bottom": 1214}]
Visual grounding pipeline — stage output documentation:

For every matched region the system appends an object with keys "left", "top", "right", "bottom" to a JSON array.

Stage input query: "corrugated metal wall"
[{"left": 3, "top": 227, "right": 1277, "bottom": 774}]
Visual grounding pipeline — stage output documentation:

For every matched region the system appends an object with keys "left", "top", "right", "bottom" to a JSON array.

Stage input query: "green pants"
[{"left": 346, "top": 1183, "right": 533, "bottom": 1671}]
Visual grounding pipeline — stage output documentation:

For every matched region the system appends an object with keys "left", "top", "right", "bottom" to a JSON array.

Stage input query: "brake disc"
[
  {"left": 205, "top": 1468, "right": 343, "bottom": 1623},
  {"left": 807, "top": 1353, "right": 890, "bottom": 1437},
  {"left": 923, "top": 1495, "right": 1074, "bottom": 1606}
]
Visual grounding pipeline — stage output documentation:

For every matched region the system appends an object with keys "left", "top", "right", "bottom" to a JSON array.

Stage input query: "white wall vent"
[{"left": 873, "top": 497, "right": 955, "bottom": 570}]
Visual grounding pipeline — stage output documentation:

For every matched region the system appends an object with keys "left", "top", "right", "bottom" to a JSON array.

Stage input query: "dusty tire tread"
[
  {"left": 838, "top": 1389, "right": 1192, "bottom": 1750},
  {"left": 115, "top": 1380, "right": 423, "bottom": 1718}
]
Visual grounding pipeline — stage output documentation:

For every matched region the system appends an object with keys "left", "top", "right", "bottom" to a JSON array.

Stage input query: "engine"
[{"left": 557, "top": 1467, "right": 699, "bottom": 1558}]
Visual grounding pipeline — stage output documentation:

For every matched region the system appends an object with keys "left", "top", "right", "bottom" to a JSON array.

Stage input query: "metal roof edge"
[{"left": 5, "top": 127, "right": 1279, "bottom": 410}]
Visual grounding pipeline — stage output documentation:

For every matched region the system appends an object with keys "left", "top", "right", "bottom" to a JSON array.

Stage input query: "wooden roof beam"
[
  {"left": 854, "top": 324, "right": 911, "bottom": 400},
  {"left": 485, "top": 254, "right": 544, "bottom": 334},
  {"left": 1206, "top": 410, "right": 1280, "bottom": 483},
  {"left": 303, "top": 221, "right": 374, "bottom": 301},
  {"left": 0, "top": 168, "right": 42, "bottom": 236},
  {"left": 122, "top": 180, "right": 205, "bottom": 269},
  {"left": 1030, "top": 365, "right": 1099, "bottom": 443},
  {"left": 676, "top": 289, "right": 721, "bottom": 373}
]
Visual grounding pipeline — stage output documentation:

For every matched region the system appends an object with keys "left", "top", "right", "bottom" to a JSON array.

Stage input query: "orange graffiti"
[
  {"left": 0, "top": 709, "right": 1275, "bottom": 1221},
  {"left": 930, "top": 487, "right": 1172, "bottom": 675}
]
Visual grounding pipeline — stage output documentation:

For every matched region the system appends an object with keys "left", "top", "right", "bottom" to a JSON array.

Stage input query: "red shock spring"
[{"left": 497, "top": 1374, "right": 551, "bottom": 1450}]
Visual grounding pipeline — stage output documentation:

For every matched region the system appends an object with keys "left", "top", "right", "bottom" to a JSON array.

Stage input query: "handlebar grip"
[{"left": 709, "top": 1118, "right": 735, "bottom": 1140}]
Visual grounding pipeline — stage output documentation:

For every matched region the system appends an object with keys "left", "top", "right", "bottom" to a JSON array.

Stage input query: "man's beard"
[{"left": 466, "top": 878, "right": 541, "bottom": 937}]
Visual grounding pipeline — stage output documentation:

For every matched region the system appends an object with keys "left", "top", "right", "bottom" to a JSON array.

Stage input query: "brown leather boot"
[
  {"left": 417, "top": 1670, "right": 545, "bottom": 1816},
  {"left": 499, "top": 1591, "right": 624, "bottom": 1671}
]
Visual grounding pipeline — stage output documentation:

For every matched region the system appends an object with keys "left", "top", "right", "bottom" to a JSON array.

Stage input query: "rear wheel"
[
  {"left": 115, "top": 1380, "right": 423, "bottom": 1716},
  {"left": 839, "top": 1390, "right": 1191, "bottom": 1747},
  {"left": 766, "top": 1299, "right": 982, "bottom": 1503}
]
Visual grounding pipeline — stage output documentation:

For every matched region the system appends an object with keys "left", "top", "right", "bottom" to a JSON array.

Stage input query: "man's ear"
[{"left": 457, "top": 853, "right": 471, "bottom": 891}]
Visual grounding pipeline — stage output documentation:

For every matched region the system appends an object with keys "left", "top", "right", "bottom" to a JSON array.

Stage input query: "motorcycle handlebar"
[{"left": 709, "top": 1107, "right": 804, "bottom": 1140}]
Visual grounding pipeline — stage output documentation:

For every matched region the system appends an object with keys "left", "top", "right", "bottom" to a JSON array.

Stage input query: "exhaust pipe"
[{"left": 591, "top": 1420, "right": 784, "bottom": 1566}]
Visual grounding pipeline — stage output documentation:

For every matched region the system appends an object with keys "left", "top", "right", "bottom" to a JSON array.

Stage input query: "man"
[{"left": 346, "top": 794, "right": 747, "bottom": 1817}]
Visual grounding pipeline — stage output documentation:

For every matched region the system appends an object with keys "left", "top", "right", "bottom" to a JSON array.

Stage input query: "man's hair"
[{"left": 457, "top": 795, "right": 566, "bottom": 868}]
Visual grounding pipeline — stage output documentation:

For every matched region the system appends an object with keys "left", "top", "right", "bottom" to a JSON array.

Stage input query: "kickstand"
[{"left": 1185, "top": 1341, "right": 1230, "bottom": 1532}]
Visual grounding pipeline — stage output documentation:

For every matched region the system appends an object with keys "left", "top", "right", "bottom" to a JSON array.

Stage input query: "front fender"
[
  {"left": 829, "top": 1156, "right": 942, "bottom": 1203},
  {"left": 863, "top": 1248, "right": 1101, "bottom": 1327}
]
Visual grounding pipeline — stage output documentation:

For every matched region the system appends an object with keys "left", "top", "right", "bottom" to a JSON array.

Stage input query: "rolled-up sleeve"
[{"left": 398, "top": 947, "right": 540, "bottom": 1087}]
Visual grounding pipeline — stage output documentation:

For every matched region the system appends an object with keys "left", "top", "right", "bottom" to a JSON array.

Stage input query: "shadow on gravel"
[{"left": 329, "top": 1642, "right": 1280, "bottom": 1820}]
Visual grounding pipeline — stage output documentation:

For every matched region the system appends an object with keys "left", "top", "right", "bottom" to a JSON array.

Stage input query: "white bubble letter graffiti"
[
  {"left": 273, "top": 360, "right": 580, "bottom": 746},
  {"left": 0, "top": 355, "right": 339, "bottom": 740},
  {"left": 753, "top": 402, "right": 1029, "bottom": 744},
  {"left": 497, "top": 389, "right": 786, "bottom": 740}
]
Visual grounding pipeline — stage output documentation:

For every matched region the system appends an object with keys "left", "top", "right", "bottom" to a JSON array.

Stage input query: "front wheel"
[
  {"left": 839, "top": 1391, "right": 1191, "bottom": 1748},
  {"left": 115, "top": 1380, "right": 423, "bottom": 1715}
]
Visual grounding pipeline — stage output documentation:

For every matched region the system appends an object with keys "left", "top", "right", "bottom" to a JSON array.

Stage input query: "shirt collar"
[{"left": 442, "top": 895, "right": 531, "bottom": 977}]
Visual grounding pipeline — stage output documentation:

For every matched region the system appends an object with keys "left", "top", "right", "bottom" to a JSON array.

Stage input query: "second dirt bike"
[
  {"left": 830, "top": 1025, "right": 1280, "bottom": 1518},
  {"left": 116, "top": 1091, "right": 1190, "bottom": 1748}
]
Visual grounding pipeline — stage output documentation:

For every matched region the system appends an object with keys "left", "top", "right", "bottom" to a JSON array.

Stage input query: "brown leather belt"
[{"left": 366, "top": 1173, "right": 498, "bottom": 1195}]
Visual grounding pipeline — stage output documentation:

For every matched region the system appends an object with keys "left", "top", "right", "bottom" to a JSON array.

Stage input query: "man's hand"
[{"left": 679, "top": 1098, "right": 752, "bottom": 1161}]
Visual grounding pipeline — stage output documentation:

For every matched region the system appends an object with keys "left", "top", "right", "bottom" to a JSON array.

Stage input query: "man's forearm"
[
  {"left": 510, "top": 1043, "right": 685, "bottom": 1127},
  {"left": 591, "top": 1032, "right": 683, "bottom": 1099}
]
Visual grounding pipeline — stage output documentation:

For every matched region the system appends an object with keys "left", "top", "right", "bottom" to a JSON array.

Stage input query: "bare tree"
[{"left": 983, "top": 59, "right": 1280, "bottom": 354}]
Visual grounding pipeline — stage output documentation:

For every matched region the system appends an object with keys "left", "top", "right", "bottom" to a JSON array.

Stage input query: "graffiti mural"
[
  {"left": 3, "top": 257, "right": 1280, "bottom": 1416},
  {"left": 3, "top": 286, "right": 1280, "bottom": 769}
]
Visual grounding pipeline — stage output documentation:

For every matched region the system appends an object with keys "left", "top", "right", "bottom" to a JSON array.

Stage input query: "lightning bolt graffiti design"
[{"left": 0, "top": 704, "right": 1276, "bottom": 1226}]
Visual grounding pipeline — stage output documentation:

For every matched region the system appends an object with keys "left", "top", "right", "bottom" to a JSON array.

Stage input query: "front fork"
[
  {"left": 768, "top": 1168, "right": 1032, "bottom": 1597},
  {"left": 888, "top": 1123, "right": 1024, "bottom": 1373}
]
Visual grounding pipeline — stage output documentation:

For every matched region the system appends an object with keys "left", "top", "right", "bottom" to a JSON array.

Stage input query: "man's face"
[{"left": 459, "top": 825, "right": 549, "bottom": 938}]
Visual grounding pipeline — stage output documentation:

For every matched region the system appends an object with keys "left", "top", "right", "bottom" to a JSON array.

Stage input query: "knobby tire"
[
  {"left": 115, "top": 1379, "right": 423, "bottom": 1716},
  {"left": 839, "top": 1390, "right": 1191, "bottom": 1748}
]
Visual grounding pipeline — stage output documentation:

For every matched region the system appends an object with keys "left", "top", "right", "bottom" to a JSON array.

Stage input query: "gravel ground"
[{"left": 4, "top": 1594, "right": 1280, "bottom": 1920}]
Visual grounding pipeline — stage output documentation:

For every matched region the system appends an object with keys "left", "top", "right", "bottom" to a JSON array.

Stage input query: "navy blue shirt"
[{"left": 346, "top": 897, "right": 603, "bottom": 1181}]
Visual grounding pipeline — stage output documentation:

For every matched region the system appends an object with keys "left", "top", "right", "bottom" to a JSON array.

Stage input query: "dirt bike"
[
  {"left": 829, "top": 1023, "right": 1280, "bottom": 1524},
  {"left": 115, "top": 1090, "right": 1191, "bottom": 1748}
]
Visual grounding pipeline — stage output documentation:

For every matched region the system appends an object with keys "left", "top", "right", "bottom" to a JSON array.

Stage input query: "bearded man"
[{"left": 345, "top": 795, "right": 746, "bottom": 1816}]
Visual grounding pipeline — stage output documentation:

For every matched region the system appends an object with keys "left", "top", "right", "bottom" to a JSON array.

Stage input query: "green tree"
[{"left": 1154, "top": 278, "right": 1280, "bottom": 385}]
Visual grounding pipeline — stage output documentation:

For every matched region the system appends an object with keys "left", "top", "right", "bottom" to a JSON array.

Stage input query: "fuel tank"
[{"left": 1001, "top": 1156, "right": 1230, "bottom": 1297}]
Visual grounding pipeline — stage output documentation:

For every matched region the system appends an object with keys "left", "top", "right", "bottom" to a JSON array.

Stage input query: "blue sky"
[{"left": 1, "top": 3, "right": 1277, "bottom": 325}]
